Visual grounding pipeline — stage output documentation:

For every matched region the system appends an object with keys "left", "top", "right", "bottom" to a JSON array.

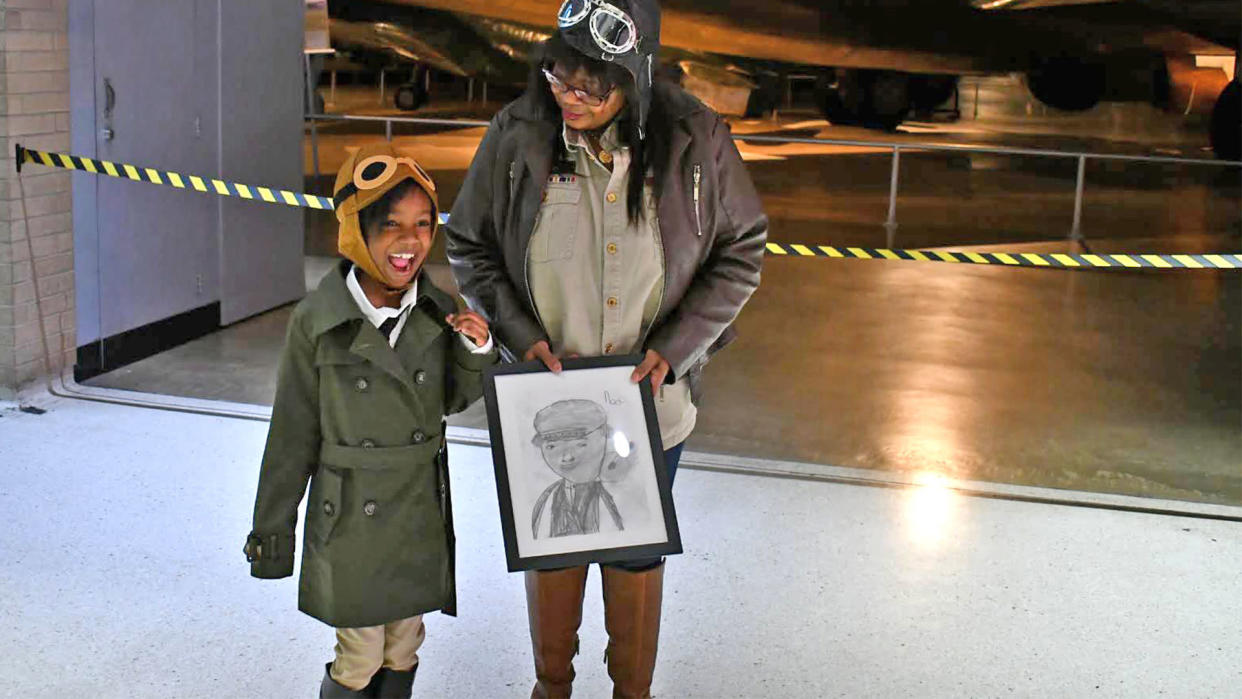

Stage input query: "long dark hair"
[{"left": 527, "top": 32, "right": 669, "bottom": 225}]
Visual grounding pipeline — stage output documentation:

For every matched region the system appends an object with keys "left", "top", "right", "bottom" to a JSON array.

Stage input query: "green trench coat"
[{"left": 248, "top": 261, "right": 498, "bottom": 628}]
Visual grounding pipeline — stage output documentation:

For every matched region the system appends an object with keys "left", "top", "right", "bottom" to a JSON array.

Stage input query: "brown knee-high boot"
[
  {"left": 526, "top": 566, "right": 589, "bottom": 699},
  {"left": 601, "top": 563, "right": 664, "bottom": 699}
]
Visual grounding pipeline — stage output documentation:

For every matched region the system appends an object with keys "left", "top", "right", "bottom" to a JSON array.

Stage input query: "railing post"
[
  {"left": 1071, "top": 154, "right": 1086, "bottom": 242},
  {"left": 885, "top": 145, "right": 900, "bottom": 248},
  {"left": 385, "top": 119, "right": 393, "bottom": 142}
]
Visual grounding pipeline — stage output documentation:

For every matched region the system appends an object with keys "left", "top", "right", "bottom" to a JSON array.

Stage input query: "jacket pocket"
[
  {"left": 308, "top": 466, "right": 344, "bottom": 543},
  {"left": 529, "top": 185, "right": 581, "bottom": 263}
]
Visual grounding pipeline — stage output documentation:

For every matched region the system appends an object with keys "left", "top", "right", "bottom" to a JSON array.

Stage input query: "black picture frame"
[{"left": 482, "top": 355, "right": 682, "bottom": 572}]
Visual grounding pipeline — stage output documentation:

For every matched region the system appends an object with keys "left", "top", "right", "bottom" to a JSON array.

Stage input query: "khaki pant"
[{"left": 330, "top": 615, "right": 425, "bottom": 691}]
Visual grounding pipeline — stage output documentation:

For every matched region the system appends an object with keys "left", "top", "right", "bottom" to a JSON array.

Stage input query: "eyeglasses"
[
  {"left": 557, "top": 0, "right": 638, "bottom": 55},
  {"left": 542, "top": 67, "right": 616, "bottom": 107},
  {"left": 333, "top": 154, "right": 436, "bottom": 208}
]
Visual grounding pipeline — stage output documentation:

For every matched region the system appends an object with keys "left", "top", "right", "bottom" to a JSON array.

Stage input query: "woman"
[{"left": 446, "top": 1, "right": 767, "bottom": 696}]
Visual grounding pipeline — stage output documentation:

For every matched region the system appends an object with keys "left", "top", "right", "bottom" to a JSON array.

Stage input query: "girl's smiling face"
[{"left": 363, "top": 185, "right": 434, "bottom": 289}]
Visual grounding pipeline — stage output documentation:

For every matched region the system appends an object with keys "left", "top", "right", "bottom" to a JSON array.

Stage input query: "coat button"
[
  {"left": 355, "top": 377, "right": 369, "bottom": 392},
  {"left": 414, "top": 370, "right": 427, "bottom": 385},
  {"left": 323, "top": 501, "right": 335, "bottom": 517},
  {"left": 412, "top": 430, "right": 427, "bottom": 444},
  {"left": 363, "top": 500, "right": 377, "bottom": 517},
  {"left": 361, "top": 439, "right": 376, "bottom": 448}
]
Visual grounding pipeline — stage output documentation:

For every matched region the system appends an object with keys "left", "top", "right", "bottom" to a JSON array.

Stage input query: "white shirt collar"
[{"left": 345, "top": 264, "right": 419, "bottom": 327}]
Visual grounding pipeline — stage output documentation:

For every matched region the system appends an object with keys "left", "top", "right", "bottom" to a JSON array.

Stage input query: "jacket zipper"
[{"left": 692, "top": 163, "right": 703, "bottom": 237}]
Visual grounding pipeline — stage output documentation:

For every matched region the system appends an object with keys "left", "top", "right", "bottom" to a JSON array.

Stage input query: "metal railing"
[{"left": 305, "top": 112, "right": 1242, "bottom": 248}]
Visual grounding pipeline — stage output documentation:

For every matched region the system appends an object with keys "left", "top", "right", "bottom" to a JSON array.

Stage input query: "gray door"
[
  {"left": 216, "top": 1, "right": 306, "bottom": 325},
  {"left": 93, "top": 0, "right": 219, "bottom": 338}
]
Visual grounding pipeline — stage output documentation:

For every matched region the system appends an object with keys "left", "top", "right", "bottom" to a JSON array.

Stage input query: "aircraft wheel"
[
  {"left": 395, "top": 83, "right": 427, "bottom": 111},
  {"left": 1210, "top": 81, "right": 1240, "bottom": 161}
]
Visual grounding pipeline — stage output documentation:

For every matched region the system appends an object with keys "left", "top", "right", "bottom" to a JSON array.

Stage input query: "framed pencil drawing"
[{"left": 482, "top": 355, "right": 682, "bottom": 572}]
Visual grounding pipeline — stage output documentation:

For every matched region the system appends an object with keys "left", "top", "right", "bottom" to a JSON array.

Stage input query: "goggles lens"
[
  {"left": 590, "top": 7, "right": 636, "bottom": 53},
  {"left": 558, "top": 0, "right": 590, "bottom": 27}
]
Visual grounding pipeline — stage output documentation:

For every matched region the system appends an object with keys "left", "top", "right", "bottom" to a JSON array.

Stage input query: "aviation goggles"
[
  {"left": 543, "top": 67, "right": 617, "bottom": 107},
  {"left": 557, "top": 0, "right": 639, "bottom": 55},
  {"left": 333, "top": 154, "right": 437, "bottom": 208}
]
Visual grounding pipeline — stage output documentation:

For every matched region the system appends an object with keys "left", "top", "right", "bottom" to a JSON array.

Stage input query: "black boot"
[
  {"left": 319, "top": 662, "right": 374, "bottom": 698},
  {"left": 373, "top": 664, "right": 418, "bottom": 699}
]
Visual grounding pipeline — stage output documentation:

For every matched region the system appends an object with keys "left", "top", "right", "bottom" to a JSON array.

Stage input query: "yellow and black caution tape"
[
  {"left": 765, "top": 243, "right": 1242, "bottom": 270},
  {"left": 16, "top": 144, "right": 335, "bottom": 210},
  {"left": 17, "top": 144, "right": 1242, "bottom": 270}
]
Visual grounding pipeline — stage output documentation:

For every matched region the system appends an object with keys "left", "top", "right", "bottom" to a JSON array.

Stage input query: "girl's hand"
[
  {"left": 446, "top": 312, "right": 490, "bottom": 348},
  {"left": 524, "top": 340, "right": 563, "bottom": 373}
]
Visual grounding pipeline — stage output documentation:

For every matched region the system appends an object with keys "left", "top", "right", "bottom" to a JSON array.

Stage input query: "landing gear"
[
  {"left": 818, "top": 69, "right": 911, "bottom": 131},
  {"left": 394, "top": 83, "right": 427, "bottom": 111},
  {"left": 1026, "top": 57, "right": 1105, "bottom": 112}
]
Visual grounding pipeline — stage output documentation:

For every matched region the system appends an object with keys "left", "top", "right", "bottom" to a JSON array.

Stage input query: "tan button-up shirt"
[{"left": 527, "top": 122, "right": 696, "bottom": 448}]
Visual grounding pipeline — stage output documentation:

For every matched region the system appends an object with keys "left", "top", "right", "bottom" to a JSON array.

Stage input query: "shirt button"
[
  {"left": 606, "top": 243, "right": 618, "bottom": 255},
  {"left": 323, "top": 501, "right": 335, "bottom": 517},
  {"left": 412, "top": 430, "right": 427, "bottom": 444},
  {"left": 606, "top": 297, "right": 618, "bottom": 309},
  {"left": 355, "top": 377, "right": 369, "bottom": 392},
  {"left": 604, "top": 343, "right": 614, "bottom": 354},
  {"left": 363, "top": 500, "right": 377, "bottom": 517},
  {"left": 360, "top": 439, "right": 376, "bottom": 449},
  {"left": 414, "top": 370, "right": 427, "bottom": 385},
  {"left": 599, "top": 150, "right": 613, "bottom": 164},
  {"left": 606, "top": 192, "right": 618, "bottom": 204}
]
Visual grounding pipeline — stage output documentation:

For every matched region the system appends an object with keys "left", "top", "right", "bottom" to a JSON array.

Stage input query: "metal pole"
[
  {"left": 974, "top": 82, "right": 980, "bottom": 120},
  {"left": 379, "top": 69, "right": 386, "bottom": 106},
  {"left": 1071, "top": 154, "right": 1086, "bottom": 241},
  {"left": 468, "top": 78, "right": 474, "bottom": 104},
  {"left": 385, "top": 119, "right": 393, "bottom": 142},
  {"left": 885, "top": 146, "right": 900, "bottom": 248},
  {"left": 330, "top": 70, "right": 336, "bottom": 104},
  {"left": 483, "top": 81, "right": 488, "bottom": 104}
]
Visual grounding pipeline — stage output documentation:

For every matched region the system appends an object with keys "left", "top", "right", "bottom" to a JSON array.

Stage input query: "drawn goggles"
[
  {"left": 557, "top": 0, "right": 639, "bottom": 55},
  {"left": 333, "top": 154, "right": 436, "bottom": 209},
  {"left": 542, "top": 67, "right": 616, "bottom": 107}
]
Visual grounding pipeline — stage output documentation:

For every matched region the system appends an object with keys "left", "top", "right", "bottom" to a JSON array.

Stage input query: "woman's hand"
[
  {"left": 524, "top": 340, "right": 563, "bottom": 373},
  {"left": 446, "top": 312, "right": 490, "bottom": 348},
  {"left": 631, "top": 349, "right": 671, "bottom": 396}
]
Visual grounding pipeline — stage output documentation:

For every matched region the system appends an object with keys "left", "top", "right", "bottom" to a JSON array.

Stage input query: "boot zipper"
[{"left": 692, "top": 164, "right": 703, "bottom": 237}]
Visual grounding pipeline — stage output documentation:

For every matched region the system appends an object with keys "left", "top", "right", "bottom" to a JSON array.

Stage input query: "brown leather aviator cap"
[{"left": 333, "top": 143, "right": 439, "bottom": 289}]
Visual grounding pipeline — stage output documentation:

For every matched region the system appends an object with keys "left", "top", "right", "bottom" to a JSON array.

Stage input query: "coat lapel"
[{"left": 348, "top": 323, "right": 414, "bottom": 391}]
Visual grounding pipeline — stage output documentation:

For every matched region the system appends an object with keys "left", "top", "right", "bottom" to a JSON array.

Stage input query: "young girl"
[
  {"left": 245, "top": 144, "right": 497, "bottom": 698},
  {"left": 446, "top": 0, "right": 768, "bottom": 695}
]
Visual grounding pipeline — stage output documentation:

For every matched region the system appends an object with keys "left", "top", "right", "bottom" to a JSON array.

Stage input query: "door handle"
[{"left": 104, "top": 78, "right": 115, "bottom": 117}]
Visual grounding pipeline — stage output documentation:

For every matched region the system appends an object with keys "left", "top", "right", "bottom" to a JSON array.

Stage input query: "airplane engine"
[{"left": 818, "top": 69, "right": 911, "bottom": 131}]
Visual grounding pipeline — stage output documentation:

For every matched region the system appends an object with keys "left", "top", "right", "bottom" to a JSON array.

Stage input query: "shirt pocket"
[{"left": 530, "top": 184, "right": 582, "bottom": 264}]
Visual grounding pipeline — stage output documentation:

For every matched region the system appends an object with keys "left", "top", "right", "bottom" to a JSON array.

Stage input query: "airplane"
[{"left": 382, "top": 0, "right": 1240, "bottom": 160}]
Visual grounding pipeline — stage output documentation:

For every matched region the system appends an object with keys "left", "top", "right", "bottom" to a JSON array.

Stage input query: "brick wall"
[{"left": 0, "top": 0, "right": 73, "bottom": 401}]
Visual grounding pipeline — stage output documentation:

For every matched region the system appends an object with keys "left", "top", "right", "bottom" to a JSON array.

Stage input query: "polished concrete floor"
[
  {"left": 87, "top": 125, "right": 1242, "bottom": 505},
  {"left": 2, "top": 397, "right": 1239, "bottom": 698}
]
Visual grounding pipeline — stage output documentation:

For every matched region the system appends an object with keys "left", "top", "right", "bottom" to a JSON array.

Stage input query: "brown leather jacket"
[{"left": 445, "top": 82, "right": 767, "bottom": 393}]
